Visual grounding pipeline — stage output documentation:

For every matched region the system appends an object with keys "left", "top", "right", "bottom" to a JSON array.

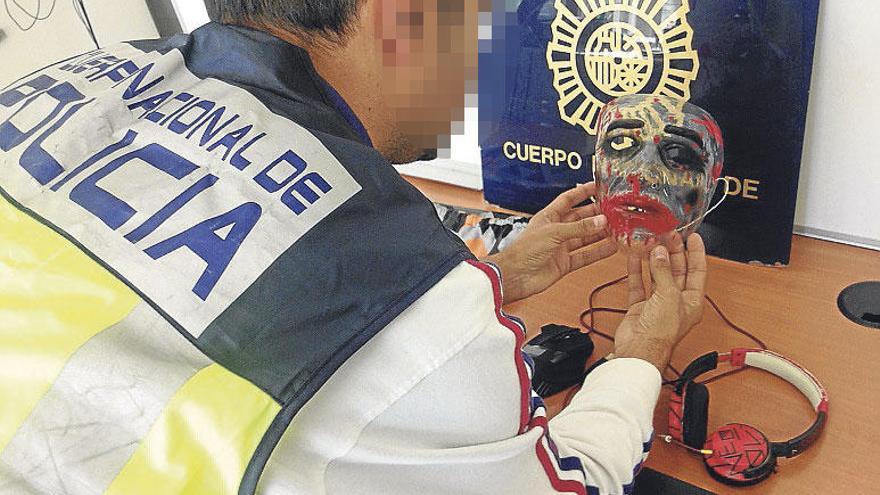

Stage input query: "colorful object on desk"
[
  {"left": 434, "top": 203, "right": 529, "bottom": 258},
  {"left": 668, "top": 349, "right": 828, "bottom": 486},
  {"left": 594, "top": 95, "right": 724, "bottom": 253}
]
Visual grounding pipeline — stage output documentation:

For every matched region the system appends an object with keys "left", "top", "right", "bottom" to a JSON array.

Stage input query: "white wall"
[
  {"left": 795, "top": 0, "right": 880, "bottom": 249},
  {"left": 169, "top": 0, "right": 209, "bottom": 33},
  {"left": 0, "top": 0, "right": 160, "bottom": 88}
]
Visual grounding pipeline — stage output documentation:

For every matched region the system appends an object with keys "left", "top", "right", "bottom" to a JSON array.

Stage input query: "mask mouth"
[
  {"left": 618, "top": 199, "right": 664, "bottom": 217},
  {"left": 601, "top": 192, "right": 680, "bottom": 235}
]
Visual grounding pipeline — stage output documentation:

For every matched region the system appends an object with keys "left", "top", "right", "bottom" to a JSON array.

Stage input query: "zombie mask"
[{"left": 594, "top": 95, "right": 724, "bottom": 250}]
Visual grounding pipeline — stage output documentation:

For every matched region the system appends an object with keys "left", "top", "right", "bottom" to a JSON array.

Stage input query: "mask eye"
[
  {"left": 661, "top": 143, "right": 703, "bottom": 172},
  {"left": 609, "top": 135, "right": 637, "bottom": 152}
]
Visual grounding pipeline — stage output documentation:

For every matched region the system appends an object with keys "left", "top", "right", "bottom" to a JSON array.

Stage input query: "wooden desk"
[{"left": 406, "top": 176, "right": 880, "bottom": 495}]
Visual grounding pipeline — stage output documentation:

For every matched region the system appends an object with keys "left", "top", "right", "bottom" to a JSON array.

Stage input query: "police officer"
[{"left": 0, "top": 1, "right": 706, "bottom": 493}]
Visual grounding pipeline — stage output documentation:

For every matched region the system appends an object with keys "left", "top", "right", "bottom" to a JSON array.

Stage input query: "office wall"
[
  {"left": 0, "top": 0, "right": 160, "bottom": 88},
  {"left": 169, "top": 0, "right": 208, "bottom": 33},
  {"left": 795, "top": 0, "right": 880, "bottom": 249}
]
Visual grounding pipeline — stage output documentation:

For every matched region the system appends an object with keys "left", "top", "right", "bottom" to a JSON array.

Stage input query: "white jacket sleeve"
[
  {"left": 259, "top": 263, "right": 660, "bottom": 495},
  {"left": 318, "top": 260, "right": 661, "bottom": 495}
]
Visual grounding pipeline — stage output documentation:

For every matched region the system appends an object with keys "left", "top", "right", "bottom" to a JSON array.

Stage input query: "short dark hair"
[{"left": 205, "top": 0, "right": 365, "bottom": 44}]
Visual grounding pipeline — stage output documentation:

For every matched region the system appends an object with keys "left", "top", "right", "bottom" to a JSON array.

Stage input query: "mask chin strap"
[{"left": 675, "top": 176, "right": 730, "bottom": 233}]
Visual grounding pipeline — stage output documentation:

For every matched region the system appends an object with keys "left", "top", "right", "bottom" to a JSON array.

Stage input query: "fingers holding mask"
[
  {"left": 666, "top": 233, "right": 687, "bottom": 290},
  {"left": 550, "top": 214, "right": 608, "bottom": 247},
  {"left": 547, "top": 182, "right": 597, "bottom": 215},
  {"left": 570, "top": 239, "right": 618, "bottom": 271},
  {"left": 648, "top": 245, "right": 678, "bottom": 299},
  {"left": 562, "top": 203, "right": 600, "bottom": 223},
  {"left": 627, "top": 254, "right": 646, "bottom": 305},
  {"left": 685, "top": 234, "right": 707, "bottom": 295}
]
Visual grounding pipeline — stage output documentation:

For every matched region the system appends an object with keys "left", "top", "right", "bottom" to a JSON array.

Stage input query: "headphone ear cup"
[
  {"left": 703, "top": 424, "right": 776, "bottom": 486},
  {"left": 667, "top": 391, "right": 686, "bottom": 443},
  {"left": 742, "top": 449, "right": 777, "bottom": 485},
  {"left": 682, "top": 382, "right": 710, "bottom": 449}
]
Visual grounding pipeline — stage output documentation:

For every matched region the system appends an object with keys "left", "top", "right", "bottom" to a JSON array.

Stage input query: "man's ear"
[{"left": 374, "top": 0, "right": 426, "bottom": 66}]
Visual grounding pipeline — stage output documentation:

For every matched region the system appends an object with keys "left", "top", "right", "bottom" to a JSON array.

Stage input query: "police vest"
[{"left": 0, "top": 22, "right": 471, "bottom": 494}]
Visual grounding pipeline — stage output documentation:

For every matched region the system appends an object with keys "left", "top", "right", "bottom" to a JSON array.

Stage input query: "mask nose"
[
  {"left": 627, "top": 171, "right": 667, "bottom": 196},
  {"left": 626, "top": 174, "right": 641, "bottom": 195}
]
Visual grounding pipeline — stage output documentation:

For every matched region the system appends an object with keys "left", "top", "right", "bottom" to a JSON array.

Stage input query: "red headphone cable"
[{"left": 563, "top": 275, "right": 769, "bottom": 407}]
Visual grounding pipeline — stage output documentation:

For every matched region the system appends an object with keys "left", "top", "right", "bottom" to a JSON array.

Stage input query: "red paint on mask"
[
  {"left": 602, "top": 175, "right": 678, "bottom": 235},
  {"left": 653, "top": 135, "right": 661, "bottom": 144},
  {"left": 601, "top": 192, "right": 680, "bottom": 236},
  {"left": 627, "top": 174, "right": 641, "bottom": 195},
  {"left": 693, "top": 117, "right": 724, "bottom": 147},
  {"left": 712, "top": 163, "right": 723, "bottom": 180}
]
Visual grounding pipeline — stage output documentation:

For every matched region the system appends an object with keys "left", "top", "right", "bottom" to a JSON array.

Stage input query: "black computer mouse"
[{"left": 523, "top": 324, "right": 595, "bottom": 397}]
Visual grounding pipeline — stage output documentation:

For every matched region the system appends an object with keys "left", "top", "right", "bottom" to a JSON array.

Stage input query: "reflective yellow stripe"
[
  {"left": 105, "top": 364, "right": 281, "bottom": 495},
  {"left": 0, "top": 195, "right": 138, "bottom": 452}
]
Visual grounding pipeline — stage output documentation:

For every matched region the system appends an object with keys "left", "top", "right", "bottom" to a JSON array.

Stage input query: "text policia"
[{"left": 0, "top": 50, "right": 340, "bottom": 303}]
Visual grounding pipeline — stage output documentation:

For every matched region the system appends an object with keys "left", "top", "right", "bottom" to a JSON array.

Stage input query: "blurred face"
[
  {"left": 594, "top": 95, "right": 723, "bottom": 251},
  {"left": 375, "top": 0, "right": 480, "bottom": 162}
]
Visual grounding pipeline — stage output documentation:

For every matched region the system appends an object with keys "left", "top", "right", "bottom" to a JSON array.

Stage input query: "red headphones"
[{"left": 667, "top": 348, "right": 829, "bottom": 486}]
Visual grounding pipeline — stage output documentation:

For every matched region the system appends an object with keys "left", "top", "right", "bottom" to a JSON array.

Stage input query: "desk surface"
[{"left": 406, "top": 176, "right": 880, "bottom": 495}]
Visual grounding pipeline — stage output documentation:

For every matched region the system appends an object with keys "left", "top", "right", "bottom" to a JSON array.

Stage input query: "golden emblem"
[{"left": 546, "top": 0, "right": 700, "bottom": 135}]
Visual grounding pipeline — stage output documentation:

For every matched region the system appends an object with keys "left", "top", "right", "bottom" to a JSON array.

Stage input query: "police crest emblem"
[{"left": 546, "top": 0, "right": 700, "bottom": 135}]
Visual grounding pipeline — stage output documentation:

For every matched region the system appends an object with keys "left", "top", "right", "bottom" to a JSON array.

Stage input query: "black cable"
[
  {"left": 5, "top": 0, "right": 57, "bottom": 31},
  {"left": 72, "top": 0, "right": 99, "bottom": 49},
  {"left": 577, "top": 276, "right": 769, "bottom": 388},
  {"left": 5, "top": 0, "right": 39, "bottom": 31},
  {"left": 12, "top": 0, "right": 54, "bottom": 19}
]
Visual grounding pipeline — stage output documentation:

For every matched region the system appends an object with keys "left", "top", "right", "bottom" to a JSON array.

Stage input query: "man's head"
[
  {"left": 594, "top": 95, "right": 724, "bottom": 250},
  {"left": 206, "top": 1, "right": 481, "bottom": 163},
  {"left": 205, "top": 0, "right": 365, "bottom": 44}
]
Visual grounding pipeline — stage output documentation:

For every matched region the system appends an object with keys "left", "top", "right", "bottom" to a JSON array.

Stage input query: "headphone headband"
[
  {"left": 719, "top": 349, "right": 829, "bottom": 415},
  {"left": 676, "top": 348, "right": 829, "bottom": 459}
]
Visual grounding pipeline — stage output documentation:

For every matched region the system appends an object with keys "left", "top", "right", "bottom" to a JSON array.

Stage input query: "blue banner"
[{"left": 480, "top": 0, "right": 821, "bottom": 264}]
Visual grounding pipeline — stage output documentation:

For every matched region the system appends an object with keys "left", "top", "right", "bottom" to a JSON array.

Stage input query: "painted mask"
[{"left": 594, "top": 95, "right": 724, "bottom": 251}]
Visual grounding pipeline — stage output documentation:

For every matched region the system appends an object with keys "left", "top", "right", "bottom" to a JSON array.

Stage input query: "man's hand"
[
  {"left": 485, "top": 183, "right": 617, "bottom": 303},
  {"left": 612, "top": 234, "right": 707, "bottom": 372}
]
